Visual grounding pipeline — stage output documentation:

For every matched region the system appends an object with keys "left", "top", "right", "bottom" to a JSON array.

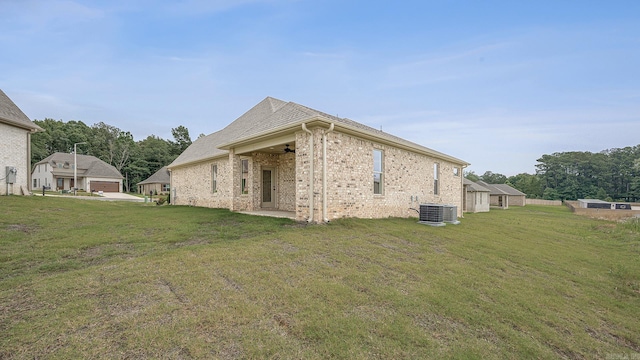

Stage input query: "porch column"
[{"left": 229, "top": 149, "right": 240, "bottom": 211}]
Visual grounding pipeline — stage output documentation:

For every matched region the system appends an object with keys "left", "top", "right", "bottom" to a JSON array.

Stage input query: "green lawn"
[{"left": 1, "top": 197, "right": 638, "bottom": 359}]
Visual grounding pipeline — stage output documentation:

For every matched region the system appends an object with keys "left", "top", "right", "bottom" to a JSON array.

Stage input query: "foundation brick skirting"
[{"left": 171, "top": 128, "right": 463, "bottom": 222}]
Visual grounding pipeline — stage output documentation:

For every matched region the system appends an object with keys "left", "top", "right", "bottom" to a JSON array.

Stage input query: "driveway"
[{"left": 99, "top": 192, "right": 145, "bottom": 202}]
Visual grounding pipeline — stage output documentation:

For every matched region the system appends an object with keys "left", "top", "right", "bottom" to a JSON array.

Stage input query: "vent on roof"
[
  {"left": 418, "top": 204, "right": 445, "bottom": 226},
  {"left": 443, "top": 205, "right": 460, "bottom": 225}
]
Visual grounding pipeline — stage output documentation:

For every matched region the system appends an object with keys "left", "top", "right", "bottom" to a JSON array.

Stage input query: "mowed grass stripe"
[{"left": 0, "top": 196, "right": 638, "bottom": 359}]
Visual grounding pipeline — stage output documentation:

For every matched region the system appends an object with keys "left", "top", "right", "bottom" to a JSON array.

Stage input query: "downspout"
[
  {"left": 302, "top": 123, "right": 314, "bottom": 222},
  {"left": 323, "top": 123, "right": 335, "bottom": 222},
  {"left": 461, "top": 165, "right": 467, "bottom": 218},
  {"left": 27, "top": 131, "right": 32, "bottom": 195}
]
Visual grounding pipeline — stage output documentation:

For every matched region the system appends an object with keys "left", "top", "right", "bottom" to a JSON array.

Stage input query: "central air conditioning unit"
[
  {"left": 443, "top": 205, "right": 460, "bottom": 225},
  {"left": 418, "top": 204, "right": 446, "bottom": 226}
]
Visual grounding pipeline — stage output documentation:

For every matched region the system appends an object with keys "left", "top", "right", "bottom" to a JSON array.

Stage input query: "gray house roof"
[
  {"left": 463, "top": 178, "right": 491, "bottom": 192},
  {"left": 476, "top": 181, "right": 526, "bottom": 196},
  {"left": 34, "top": 152, "right": 123, "bottom": 179},
  {"left": 0, "top": 89, "right": 43, "bottom": 131},
  {"left": 170, "top": 96, "right": 469, "bottom": 168},
  {"left": 138, "top": 166, "right": 170, "bottom": 185}
]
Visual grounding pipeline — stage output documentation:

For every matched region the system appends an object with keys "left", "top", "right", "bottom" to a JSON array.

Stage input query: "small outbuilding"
[{"left": 463, "top": 178, "right": 490, "bottom": 213}]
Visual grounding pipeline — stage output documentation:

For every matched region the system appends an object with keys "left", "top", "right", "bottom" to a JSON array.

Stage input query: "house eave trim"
[
  {"left": 0, "top": 118, "right": 44, "bottom": 132},
  {"left": 168, "top": 153, "right": 229, "bottom": 171}
]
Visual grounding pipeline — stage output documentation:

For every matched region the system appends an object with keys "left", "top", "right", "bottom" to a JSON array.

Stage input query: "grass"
[{"left": 0, "top": 197, "right": 639, "bottom": 359}]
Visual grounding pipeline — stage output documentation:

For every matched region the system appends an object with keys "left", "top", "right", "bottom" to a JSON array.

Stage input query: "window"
[
  {"left": 33, "top": 178, "right": 38, "bottom": 188},
  {"left": 453, "top": 167, "right": 460, "bottom": 176},
  {"left": 373, "top": 149, "right": 383, "bottom": 195},
  {"left": 162, "top": 183, "right": 170, "bottom": 192},
  {"left": 434, "top": 163, "right": 440, "bottom": 195},
  {"left": 211, "top": 164, "right": 218, "bottom": 193},
  {"left": 241, "top": 159, "right": 249, "bottom": 194},
  {"left": 57, "top": 178, "right": 63, "bottom": 189}
]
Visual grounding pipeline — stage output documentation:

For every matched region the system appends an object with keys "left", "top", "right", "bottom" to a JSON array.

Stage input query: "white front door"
[{"left": 261, "top": 167, "right": 276, "bottom": 208}]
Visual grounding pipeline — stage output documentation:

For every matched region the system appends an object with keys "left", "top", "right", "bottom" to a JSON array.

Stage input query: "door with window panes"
[{"left": 261, "top": 167, "right": 276, "bottom": 208}]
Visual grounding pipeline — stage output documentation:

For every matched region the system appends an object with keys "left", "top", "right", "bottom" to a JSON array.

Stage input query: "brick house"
[
  {"left": 168, "top": 97, "right": 469, "bottom": 222},
  {"left": 476, "top": 181, "right": 526, "bottom": 209},
  {"left": 138, "top": 166, "right": 171, "bottom": 195},
  {"left": 32, "top": 152, "right": 123, "bottom": 193},
  {"left": 0, "top": 89, "right": 43, "bottom": 195}
]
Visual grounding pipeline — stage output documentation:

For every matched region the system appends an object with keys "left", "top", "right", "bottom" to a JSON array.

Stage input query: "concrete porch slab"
[{"left": 238, "top": 210, "right": 296, "bottom": 220}]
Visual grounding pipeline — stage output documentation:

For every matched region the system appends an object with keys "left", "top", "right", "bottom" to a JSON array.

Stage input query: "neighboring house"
[
  {"left": 169, "top": 97, "right": 469, "bottom": 223},
  {"left": 463, "top": 178, "right": 490, "bottom": 213},
  {"left": 138, "top": 166, "right": 170, "bottom": 195},
  {"left": 476, "top": 181, "right": 526, "bottom": 209},
  {"left": 0, "top": 89, "right": 43, "bottom": 195},
  {"left": 32, "top": 152, "right": 123, "bottom": 193}
]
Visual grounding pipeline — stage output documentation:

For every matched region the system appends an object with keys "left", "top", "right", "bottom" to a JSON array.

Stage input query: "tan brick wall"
[
  {"left": 0, "top": 123, "right": 29, "bottom": 195},
  {"left": 170, "top": 158, "right": 232, "bottom": 208},
  {"left": 319, "top": 131, "right": 463, "bottom": 221},
  {"left": 490, "top": 194, "right": 526, "bottom": 207}
]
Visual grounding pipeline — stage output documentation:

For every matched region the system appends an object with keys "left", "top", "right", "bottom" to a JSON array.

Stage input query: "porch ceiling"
[{"left": 234, "top": 133, "right": 296, "bottom": 155}]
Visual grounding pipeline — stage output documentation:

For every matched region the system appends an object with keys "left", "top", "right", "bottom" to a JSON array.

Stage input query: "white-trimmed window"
[
  {"left": 211, "top": 164, "right": 218, "bottom": 193},
  {"left": 434, "top": 163, "right": 440, "bottom": 195},
  {"left": 453, "top": 167, "right": 460, "bottom": 176},
  {"left": 241, "top": 159, "right": 249, "bottom": 194},
  {"left": 373, "top": 149, "right": 383, "bottom": 195}
]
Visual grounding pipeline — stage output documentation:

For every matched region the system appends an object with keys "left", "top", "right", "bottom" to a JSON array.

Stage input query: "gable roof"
[
  {"left": 34, "top": 152, "right": 123, "bottom": 179},
  {"left": 476, "top": 181, "right": 526, "bottom": 196},
  {"left": 170, "top": 96, "right": 469, "bottom": 168},
  {"left": 138, "top": 166, "right": 170, "bottom": 185},
  {"left": 463, "top": 178, "right": 491, "bottom": 192},
  {"left": 0, "top": 89, "right": 43, "bottom": 131}
]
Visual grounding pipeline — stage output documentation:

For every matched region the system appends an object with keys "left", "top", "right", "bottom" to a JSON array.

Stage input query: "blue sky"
[{"left": 1, "top": 0, "right": 639, "bottom": 176}]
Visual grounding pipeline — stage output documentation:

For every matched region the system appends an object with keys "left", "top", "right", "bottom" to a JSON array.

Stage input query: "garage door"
[{"left": 92, "top": 181, "right": 119, "bottom": 192}]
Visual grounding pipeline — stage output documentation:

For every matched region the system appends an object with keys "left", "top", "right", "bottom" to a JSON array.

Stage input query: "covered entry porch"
[{"left": 229, "top": 134, "right": 299, "bottom": 215}]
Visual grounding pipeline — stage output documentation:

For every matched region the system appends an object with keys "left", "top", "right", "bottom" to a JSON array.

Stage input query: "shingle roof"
[
  {"left": 170, "top": 96, "right": 468, "bottom": 168},
  {"left": 0, "top": 89, "right": 43, "bottom": 131},
  {"left": 463, "top": 178, "right": 491, "bottom": 192},
  {"left": 35, "top": 152, "right": 123, "bottom": 179},
  {"left": 138, "top": 166, "right": 170, "bottom": 185},
  {"left": 476, "top": 181, "right": 526, "bottom": 196}
]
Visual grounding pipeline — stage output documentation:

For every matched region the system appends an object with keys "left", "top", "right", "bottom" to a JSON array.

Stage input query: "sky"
[{"left": 1, "top": 0, "right": 639, "bottom": 176}]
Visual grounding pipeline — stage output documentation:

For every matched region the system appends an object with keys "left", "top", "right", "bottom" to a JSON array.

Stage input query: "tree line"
[
  {"left": 31, "top": 119, "right": 195, "bottom": 192},
  {"left": 466, "top": 145, "right": 640, "bottom": 202}
]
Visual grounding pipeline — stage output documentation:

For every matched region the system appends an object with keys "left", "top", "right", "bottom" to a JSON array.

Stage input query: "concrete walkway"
[{"left": 238, "top": 210, "right": 296, "bottom": 220}]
